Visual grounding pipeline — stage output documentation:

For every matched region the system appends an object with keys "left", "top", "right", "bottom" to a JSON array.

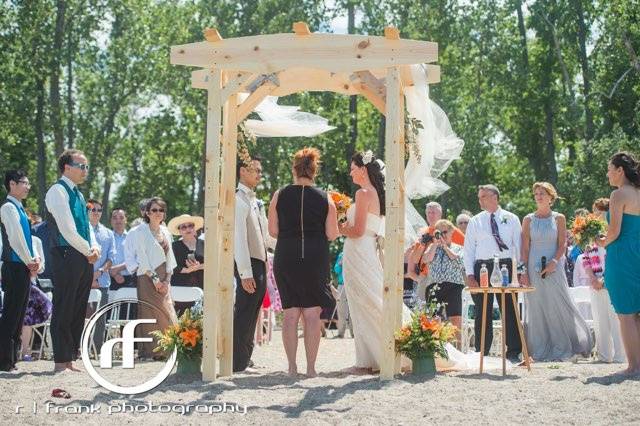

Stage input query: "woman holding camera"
[
  {"left": 423, "top": 219, "right": 466, "bottom": 346},
  {"left": 522, "top": 182, "right": 592, "bottom": 361}
]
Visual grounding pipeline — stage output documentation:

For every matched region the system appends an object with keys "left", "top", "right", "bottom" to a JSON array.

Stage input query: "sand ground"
[{"left": 1, "top": 330, "right": 639, "bottom": 425}]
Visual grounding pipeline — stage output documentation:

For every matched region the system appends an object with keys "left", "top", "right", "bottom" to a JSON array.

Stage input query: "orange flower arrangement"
[
  {"left": 571, "top": 213, "right": 607, "bottom": 249},
  {"left": 329, "top": 191, "right": 352, "bottom": 224},
  {"left": 395, "top": 304, "right": 457, "bottom": 360},
  {"left": 152, "top": 308, "right": 203, "bottom": 361}
]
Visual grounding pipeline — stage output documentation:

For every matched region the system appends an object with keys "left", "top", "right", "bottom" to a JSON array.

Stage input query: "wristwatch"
[
  {"left": 517, "top": 262, "right": 527, "bottom": 274},
  {"left": 98, "top": 267, "right": 104, "bottom": 275}
]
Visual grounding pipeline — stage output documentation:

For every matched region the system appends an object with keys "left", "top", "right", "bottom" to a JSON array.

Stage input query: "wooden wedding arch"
[{"left": 170, "top": 22, "right": 440, "bottom": 381}]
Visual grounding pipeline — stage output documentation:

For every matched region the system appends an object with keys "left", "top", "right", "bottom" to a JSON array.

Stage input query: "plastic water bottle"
[
  {"left": 490, "top": 255, "right": 502, "bottom": 286},
  {"left": 500, "top": 264, "right": 510, "bottom": 287},
  {"left": 480, "top": 264, "right": 489, "bottom": 288}
]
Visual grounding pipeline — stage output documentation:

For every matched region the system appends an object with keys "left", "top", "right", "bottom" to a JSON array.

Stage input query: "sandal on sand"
[{"left": 51, "top": 389, "right": 71, "bottom": 399}]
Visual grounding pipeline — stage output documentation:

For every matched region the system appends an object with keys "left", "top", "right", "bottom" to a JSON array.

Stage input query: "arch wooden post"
[
  {"left": 380, "top": 66, "right": 405, "bottom": 381},
  {"left": 202, "top": 68, "right": 223, "bottom": 381},
  {"left": 217, "top": 88, "right": 239, "bottom": 376}
]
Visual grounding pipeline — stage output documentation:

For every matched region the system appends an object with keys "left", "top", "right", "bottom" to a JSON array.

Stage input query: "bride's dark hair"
[
  {"left": 352, "top": 151, "right": 385, "bottom": 215},
  {"left": 610, "top": 151, "right": 640, "bottom": 187}
]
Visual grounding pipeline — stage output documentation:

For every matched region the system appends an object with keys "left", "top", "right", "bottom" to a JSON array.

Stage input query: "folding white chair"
[
  {"left": 170, "top": 286, "right": 204, "bottom": 305},
  {"left": 568, "top": 286, "right": 595, "bottom": 327},
  {"left": 85, "top": 288, "right": 103, "bottom": 359},
  {"left": 105, "top": 287, "right": 138, "bottom": 348}
]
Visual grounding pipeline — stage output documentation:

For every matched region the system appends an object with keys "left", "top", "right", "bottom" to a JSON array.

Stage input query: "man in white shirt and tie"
[
  {"left": 463, "top": 184, "right": 525, "bottom": 362},
  {"left": 45, "top": 149, "right": 100, "bottom": 373},
  {"left": 233, "top": 156, "right": 274, "bottom": 372},
  {"left": 0, "top": 170, "right": 40, "bottom": 371}
]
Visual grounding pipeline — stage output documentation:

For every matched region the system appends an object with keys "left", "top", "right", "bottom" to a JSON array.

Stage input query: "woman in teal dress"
[{"left": 604, "top": 151, "right": 640, "bottom": 375}]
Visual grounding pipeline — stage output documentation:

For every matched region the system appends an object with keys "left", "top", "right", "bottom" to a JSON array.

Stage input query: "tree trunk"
[
  {"left": 516, "top": 0, "right": 529, "bottom": 72},
  {"left": 346, "top": 2, "right": 357, "bottom": 174},
  {"left": 50, "top": 0, "right": 66, "bottom": 158},
  {"left": 35, "top": 78, "right": 47, "bottom": 215},
  {"left": 573, "top": 0, "right": 594, "bottom": 141},
  {"left": 66, "top": 24, "right": 75, "bottom": 148},
  {"left": 544, "top": 96, "right": 558, "bottom": 185},
  {"left": 377, "top": 115, "right": 386, "bottom": 158},
  {"left": 101, "top": 173, "right": 111, "bottom": 225}
]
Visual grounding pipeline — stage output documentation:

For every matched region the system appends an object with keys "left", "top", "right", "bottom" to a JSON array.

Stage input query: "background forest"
[{"left": 1, "top": 0, "right": 639, "bottom": 223}]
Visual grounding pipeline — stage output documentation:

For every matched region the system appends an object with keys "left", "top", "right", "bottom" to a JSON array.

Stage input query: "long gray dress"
[{"left": 524, "top": 212, "right": 593, "bottom": 361}]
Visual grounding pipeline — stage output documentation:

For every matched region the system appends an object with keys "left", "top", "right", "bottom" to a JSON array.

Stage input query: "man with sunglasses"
[
  {"left": 87, "top": 199, "right": 115, "bottom": 352},
  {"left": 0, "top": 170, "right": 40, "bottom": 371},
  {"left": 45, "top": 149, "right": 101, "bottom": 373}
]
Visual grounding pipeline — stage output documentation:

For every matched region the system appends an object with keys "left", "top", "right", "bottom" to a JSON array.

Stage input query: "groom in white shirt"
[
  {"left": 233, "top": 157, "right": 274, "bottom": 372},
  {"left": 463, "top": 185, "right": 524, "bottom": 362}
]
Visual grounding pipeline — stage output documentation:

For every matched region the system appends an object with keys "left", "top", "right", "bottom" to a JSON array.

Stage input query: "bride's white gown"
[{"left": 342, "top": 206, "right": 506, "bottom": 372}]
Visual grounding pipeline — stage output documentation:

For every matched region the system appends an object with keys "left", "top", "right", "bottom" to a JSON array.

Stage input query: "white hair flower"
[{"left": 362, "top": 150, "right": 374, "bottom": 165}]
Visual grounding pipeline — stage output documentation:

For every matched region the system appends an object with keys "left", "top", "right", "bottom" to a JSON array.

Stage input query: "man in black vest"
[
  {"left": 0, "top": 170, "right": 40, "bottom": 371},
  {"left": 45, "top": 150, "right": 100, "bottom": 372}
]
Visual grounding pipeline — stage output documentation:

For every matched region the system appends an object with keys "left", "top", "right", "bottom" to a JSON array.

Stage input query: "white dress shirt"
[
  {"left": 131, "top": 223, "right": 176, "bottom": 276},
  {"left": 44, "top": 175, "right": 98, "bottom": 256},
  {"left": 32, "top": 236, "right": 45, "bottom": 274},
  {"left": 463, "top": 207, "right": 522, "bottom": 275},
  {"left": 124, "top": 224, "right": 140, "bottom": 274},
  {"left": 234, "top": 183, "right": 274, "bottom": 279},
  {"left": 0, "top": 195, "right": 35, "bottom": 265}
]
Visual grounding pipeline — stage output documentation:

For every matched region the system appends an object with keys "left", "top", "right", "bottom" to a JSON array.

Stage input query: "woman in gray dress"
[{"left": 521, "top": 182, "right": 593, "bottom": 361}]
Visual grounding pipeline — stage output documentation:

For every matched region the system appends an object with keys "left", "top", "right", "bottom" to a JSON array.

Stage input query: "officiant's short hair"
[{"left": 478, "top": 184, "right": 500, "bottom": 200}]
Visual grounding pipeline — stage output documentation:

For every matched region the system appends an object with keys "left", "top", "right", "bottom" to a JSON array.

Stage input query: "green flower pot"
[
  {"left": 176, "top": 355, "right": 202, "bottom": 375},
  {"left": 411, "top": 355, "right": 436, "bottom": 376}
]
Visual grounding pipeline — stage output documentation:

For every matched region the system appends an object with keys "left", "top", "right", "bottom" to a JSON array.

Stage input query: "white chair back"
[
  {"left": 568, "top": 286, "right": 594, "bottom": 322},
  {"left": 170, "top": 286, "right": 204, "bottom": 303},
  {"left": 108, "top": 287, "right": 138, "bottom": 320},
  {"left": 87, "top": 288, "right": 102, "bottom": 304}
]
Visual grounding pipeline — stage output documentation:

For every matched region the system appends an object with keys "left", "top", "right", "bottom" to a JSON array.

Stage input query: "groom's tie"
[{"left": 490, "top": 213, "right": 509, "bottom": 252}]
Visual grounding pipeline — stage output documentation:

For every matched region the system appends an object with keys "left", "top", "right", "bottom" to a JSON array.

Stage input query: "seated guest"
[
  {"left": 423, "top": 219, "right": 465, "bottom": 346},
  {"left": 573, "top": 238, "right": 625, "bottom": 363},
  {"left": 130, "top": 197, "right": 177, "bottom": 359},
  {"left": 425, "top": 202, "right": 465, "bottom": 244},
  {"left": 168, "top": 214, "right": 204, "bottom": 315},
  {"left": 20, "top": 235, "right": 51, "bottom": 361},
  {"left": 456, "top": 212, "right": 471, "bottom": 235}
]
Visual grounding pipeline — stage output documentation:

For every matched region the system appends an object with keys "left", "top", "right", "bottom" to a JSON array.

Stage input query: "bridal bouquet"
[
  {"left": 394, "top": 303, "right": 457, "bottom": 361},
  {"left": 571, "top": 214, "right": 607, "bottom": 249},
  {"left": 329, "top": 191, "right": 352, "bottom": 224}
]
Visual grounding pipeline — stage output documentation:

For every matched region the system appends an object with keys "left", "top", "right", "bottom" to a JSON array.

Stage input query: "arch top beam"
[{"left": 171, "top": 33, "right": 438, "bottom": 73}]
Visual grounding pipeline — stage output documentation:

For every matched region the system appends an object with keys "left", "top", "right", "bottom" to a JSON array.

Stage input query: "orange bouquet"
[
  {"left": 329, "top": 191, "right": 352, "bottom": 224},
  {"left": 571, "top": 213, "right": 607, "bottom": 249}
]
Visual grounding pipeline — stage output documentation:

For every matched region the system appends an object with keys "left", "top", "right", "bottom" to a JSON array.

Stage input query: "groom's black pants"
[
  {"left": 471, "top": 259, "right": 522, "bottom": 358},
  {"left": 233, "top": 258, "right": 266, "bottom": 372},
  {"left": 0, "top": 262, "right": 31, "bottom": 371}
]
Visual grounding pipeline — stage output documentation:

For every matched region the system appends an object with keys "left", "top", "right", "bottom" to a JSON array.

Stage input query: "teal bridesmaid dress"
[{"left": 605, "top": 212, "right": 640, "bottom": 314}]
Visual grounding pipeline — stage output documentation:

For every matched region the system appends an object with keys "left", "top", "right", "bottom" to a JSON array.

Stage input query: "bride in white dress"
[
  {"left": 340, "top": 151, "right": 505, "bottom": 373},
  {"left": 339, "top": 151, "right": 412, "bottom": 370}
]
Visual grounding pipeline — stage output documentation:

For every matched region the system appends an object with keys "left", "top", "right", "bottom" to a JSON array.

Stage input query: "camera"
[
  {"left": 434, "top": 230, "right": 442, "bottom": 240},
  {"left": 420, "top": 233, "right": 433, "bottom": 245}
]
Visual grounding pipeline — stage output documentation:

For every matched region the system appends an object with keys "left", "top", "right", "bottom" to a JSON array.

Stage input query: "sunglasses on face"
[
  {"left": 149, "top": 208, "right": 165, "bottom": 213},
  {"left": 88, "top": 208, "right": 103, "bottom": 213},
  {"left": 69, "top": 161, "right": 90, "bottom": 171},
  {"left": 179, "top": 223, "right": 195, "bottom": 230}
]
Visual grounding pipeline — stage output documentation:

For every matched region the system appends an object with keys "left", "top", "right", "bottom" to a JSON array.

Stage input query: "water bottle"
[
  {"left": 500, "top": 264, "right": 510, "bottom": 287},
  {"left": 480, "top": 264, "right": 489, "bottom": 288},
  {"left": 490, "top": 255, "right": 502, "bottom": 286}
]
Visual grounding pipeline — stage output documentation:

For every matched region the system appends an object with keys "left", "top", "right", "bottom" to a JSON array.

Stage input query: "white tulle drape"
[
  {"left": 404, "top": 64, "right": 465, "bottom": 200},
  {"left": 238, "top": 94, "right": 335, "bottom": 137}
]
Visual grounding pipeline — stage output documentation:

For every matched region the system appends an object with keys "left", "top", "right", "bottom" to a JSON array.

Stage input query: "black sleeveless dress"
[{"left": 273, "top": 185, "right": 333, "bottom": 309}]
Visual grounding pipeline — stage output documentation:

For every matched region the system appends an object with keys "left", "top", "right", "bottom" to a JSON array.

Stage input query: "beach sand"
[{"left": 1, "top": 330, "right": 639, "bottom": 425}]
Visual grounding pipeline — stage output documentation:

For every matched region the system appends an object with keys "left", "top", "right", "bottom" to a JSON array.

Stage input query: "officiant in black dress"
[{"left": 268, "top": 147, "right": 340, "bottom": 377}]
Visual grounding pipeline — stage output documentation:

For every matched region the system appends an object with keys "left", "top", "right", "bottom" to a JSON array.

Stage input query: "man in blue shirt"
[
  {"left": 108, "top": 207, "right": 134, "bottom": 290},
  {"left": 87, "top": 199, "right": 115, "bottom": 352}
]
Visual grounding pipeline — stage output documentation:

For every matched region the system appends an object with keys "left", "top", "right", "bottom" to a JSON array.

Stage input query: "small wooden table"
[{"left": 465, "top": 286, "right": 535, "bottom": 376}]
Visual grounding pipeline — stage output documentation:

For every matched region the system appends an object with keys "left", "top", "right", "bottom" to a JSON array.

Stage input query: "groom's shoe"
[{"left": 507, "top": 353, "right": 522, "bottom": 364}]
